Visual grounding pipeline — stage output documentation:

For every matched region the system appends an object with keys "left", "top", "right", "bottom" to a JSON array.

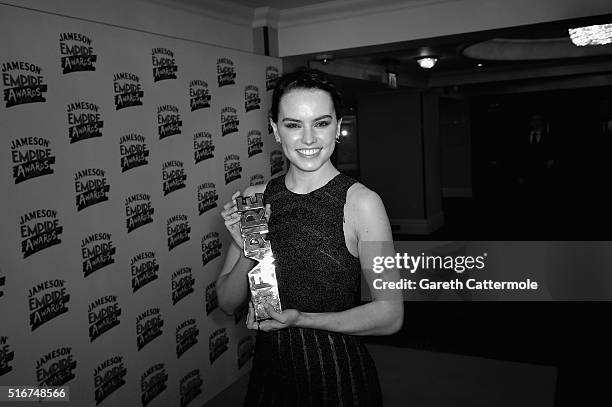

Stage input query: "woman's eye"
[
  {"left": 284, "top": 123, "right": 300, "bottom": 129},
  {"left": 315, "top": 121, "right": 330, "bottom": 127}
]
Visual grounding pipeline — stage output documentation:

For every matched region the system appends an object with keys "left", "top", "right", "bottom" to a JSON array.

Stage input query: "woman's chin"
[{"left": 289, "top": 156, "right": 331, "bottom": 173}]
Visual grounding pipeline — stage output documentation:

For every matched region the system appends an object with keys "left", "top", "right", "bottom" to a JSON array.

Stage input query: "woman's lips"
[{"left": 295, "top": 148, "right": 322, "bottom": 157}]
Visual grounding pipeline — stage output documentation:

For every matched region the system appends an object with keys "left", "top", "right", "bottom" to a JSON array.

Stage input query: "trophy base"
[{"left": 248, "top": 260, "right": 282, "bottom": 321}]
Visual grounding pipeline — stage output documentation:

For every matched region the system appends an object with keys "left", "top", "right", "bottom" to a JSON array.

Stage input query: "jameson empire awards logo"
[
  {"left": 216, "top": 57, "right": 236, "bottom": 87},
  {"left": 36, "top": 347, "right": 76, "bottom": 387},
  {"left": 189, "top": 80, "right": 211, "bottom": 111},
  {"left": 75, "top": 168, "right": 110, "bottom": 211},
  {"left": 201, "top": 232, "right": 221, "bottom": 267},
  {"left": 94, "top": 356, "right": 126, "bottom": 405},
  {"left": 270, "top": 149, "right": 284, "bottom": 176},
  {"left": 234, "top": 303, "right": 248, "bottom": 324},
  {"left": 10, "top": 137, "right": 56, "bottom": 184},
  {"left": 67, "top": 101, "right": 103, "bottom": 143},
  {"left": 237, "top": 336, "right": 254, "bottom": 369},
  {"left": 141, "top": 364, "right": 168, "bottom": 407},
  {"left": 20, "top": 209, "right": 63, "bottom": 258},
  {"left": 197, "top": 182, "right": 218, "bottom": 216},
  {"left": 82, "top": 232, "right": 116, "bottom": 277},
  {"left": 60, "top": 32, "right": 96, "bottom": 74},
  {"left": 88, "top": 295, "right": 121, "bottom": 342},
  {"left": 152, "top": 48, "right": 177, "bottom": 82},
  {"left": 172, "top": 267, "right": 195, "bottom": 305},
  {"left": 194, "top": 131, "right": 214, "bottom": 164},
  {"left": 244, "top": 85, "right": 261, "bottom": 112},
  {"left": 179, "top": 369, "right": 202, "bottom": 407},
  {"left": 205, "top": 281, "right": 218, "bottom": 315},
  {"left": 158, "top": 105, "right": 182, "bottom": 140},
  {"left": 247, "top": 130, "right": 263, "bottom": 157},
  {"left": 0, "top": 274, "right": 5, "bottom": 298},
  {"left": 167, "top": 214, "right": 191, "bottom": 251},
  {"left": 209, "top": 328, "right": 229, "bottom": 365},
  {"left": 176, "top": 319, "right": 199, "bottom": 358},
  {"left": 28, "top": 279, "right": 70, "bottom": 331},
  {"left": 113, "top": 72, "right": 143, "bottom": 110},
  {"left": 1, "top": 336, "right": 15, "bottom": 377},
  {"left": 162, "top": 160, "right": 186, "bottom": 196},
  {"left": 125, "top": 194, "right": 154, "bottom": 233},
  {"left": 131, "top": 251, "right": 159, "bottom": 293},
  {"left": 120, "top": 133, "right": 149, "bottom": 172},
  {"left": 224, "top": 154, "right": 242, "bottom": 184},
  {"left": 2, "top": 61, "right": 47, "bottom": 107},
  {"left": 266, "top": 66, "right": 279, "bottom": 91},
  {"left": 250, "top": 174, "right": 264, "bottom": 186},
  {"left": 221, "top": 107, "right": 239, "bottom": 136},
  {"left": 136, "top": 308, "right": 163, "bottom": 351}
]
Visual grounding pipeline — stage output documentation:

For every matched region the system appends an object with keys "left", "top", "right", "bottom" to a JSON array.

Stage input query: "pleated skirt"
[{"left": 244, "top": 328, "right": 382, "bottom": 407}]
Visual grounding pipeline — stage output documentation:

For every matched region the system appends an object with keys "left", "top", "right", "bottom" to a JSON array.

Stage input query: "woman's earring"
[{"left": 335, "top": 137, "right": 340, "bottom": 144}]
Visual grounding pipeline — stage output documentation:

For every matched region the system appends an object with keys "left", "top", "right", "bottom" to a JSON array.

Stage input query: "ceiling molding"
[
  {"left": 429, "top": 59, "right": 612, "bottom": 87},
  {"left": 278, "top": 0, "right": 460, "bottom": 28},
  {"left": 464, "top": 38, "right": 612, "bottom": 61},
  {"left": 148, "top": 0, "right": 254, "bottom": 27},
  {"left": 253, "top": 7, "right": 280, "bottom": 28}
]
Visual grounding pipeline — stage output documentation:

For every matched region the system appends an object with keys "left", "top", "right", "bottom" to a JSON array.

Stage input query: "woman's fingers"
[
  {"left": 224, "top": 216, "right": 241, "bottom": 227},
  {"left": 246, "top": 302, "right": 256, "bottom": 330},
  {"left": 258, "top": 319, "right": 285, "bottom": 332},
  {"left": 263, "top": 303, "right": 285, "bottom": 323},
  {"left": 265, "top": 203, "right": 272, "bottom": 220},
  {"left": 222, "top": 191, "right": 241, "bottom": 210}
]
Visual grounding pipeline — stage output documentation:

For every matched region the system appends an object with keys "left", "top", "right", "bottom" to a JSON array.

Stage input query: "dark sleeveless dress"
[{"left": 244, "top": 173, "right": 382, "bottom": 407}]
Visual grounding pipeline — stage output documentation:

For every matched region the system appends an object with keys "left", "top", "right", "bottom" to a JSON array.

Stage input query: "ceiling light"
[
  {"left": 477, "top": 63, "right": 483, "bottom": 67},
  {"left": 416, "top": 57, "right": 437, "bottom": 69},
  {"left": 314, "top": 53, "right": 334, "bottom": 65},
  {"left": 568, "top": 23, "right": 612, "bottom": 46}
]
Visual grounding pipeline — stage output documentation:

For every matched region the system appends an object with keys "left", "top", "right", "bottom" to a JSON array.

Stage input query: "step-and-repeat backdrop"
[{"left": 0, "top": 4, "right": 283, "bottom": 406}]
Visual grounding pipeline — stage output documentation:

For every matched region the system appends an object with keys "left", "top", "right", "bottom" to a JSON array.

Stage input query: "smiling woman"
[{"left": 217, "top": 69, "right": 403, "bottom": 406}]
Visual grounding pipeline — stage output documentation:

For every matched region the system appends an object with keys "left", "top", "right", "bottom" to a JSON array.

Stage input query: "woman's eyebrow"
[{"left": 281, "top": 115, "right": 332, "bottom": 123}]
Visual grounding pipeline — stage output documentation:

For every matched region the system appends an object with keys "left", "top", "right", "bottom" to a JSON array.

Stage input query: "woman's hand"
[
  {"left": 246, "top": 302, "right": 301, "bottom": 332},
  {"left": 221, "top": 191, "right": 244, "bottom": 249},
  {"left": 221, "top": 191, "right": 273, "bottom": 251}
]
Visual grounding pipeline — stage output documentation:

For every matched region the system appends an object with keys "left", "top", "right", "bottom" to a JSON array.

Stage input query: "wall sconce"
[
  {"left": 386, "top": 71, "right": 398, "bottom": 88},
  {"left": 416, "top": 56, "right": 437, "bottom": 69}
]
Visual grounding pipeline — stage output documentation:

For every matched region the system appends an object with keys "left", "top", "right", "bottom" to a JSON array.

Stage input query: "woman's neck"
[{"left": 285, "top": 162, "right": 339, "bottom": 194}]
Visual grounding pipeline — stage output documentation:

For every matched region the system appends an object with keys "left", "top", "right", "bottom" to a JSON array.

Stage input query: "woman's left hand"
[{"left": 246, "top": 302, "right": 301, "bottom": 331}]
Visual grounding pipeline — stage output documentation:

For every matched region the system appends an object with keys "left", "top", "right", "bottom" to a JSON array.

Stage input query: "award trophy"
[{"left": 235, "top": 193, "right": 282, "bottom": 321}]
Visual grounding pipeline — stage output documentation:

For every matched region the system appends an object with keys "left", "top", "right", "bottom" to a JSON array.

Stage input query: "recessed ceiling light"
[
  {"left": 416, "top": 57, "right": 437, "bottom": 69},
  {"left": 477, "top": 63, "right": 483, "bottom": 67}
]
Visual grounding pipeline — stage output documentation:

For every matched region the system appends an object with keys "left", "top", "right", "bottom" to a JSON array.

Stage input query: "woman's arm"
[
  {"left": 256, "top": 185, "right": 404, "bottom": 335},
  {"left": 216, "top": 184, "right": 266, "bottom": 315},
  {"left": 216, "top": 241, "right": 255, "bottom": 315}
]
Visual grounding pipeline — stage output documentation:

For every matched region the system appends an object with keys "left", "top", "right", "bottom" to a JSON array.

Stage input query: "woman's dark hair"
[{"left": 270, "top": 69, "right": 343, "bottom": 123}]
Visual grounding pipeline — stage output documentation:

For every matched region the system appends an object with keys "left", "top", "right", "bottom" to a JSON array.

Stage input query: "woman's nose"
[{"left": 301, "top": 126, "right": 316, "bottom": 145}]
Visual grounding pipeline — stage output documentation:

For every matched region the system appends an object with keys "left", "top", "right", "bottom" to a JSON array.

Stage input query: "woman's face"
[{"left": 271, "top": 88, "right": 340, "bottom": 173}]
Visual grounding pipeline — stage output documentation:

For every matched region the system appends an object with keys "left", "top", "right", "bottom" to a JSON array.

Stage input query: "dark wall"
[
  {"left": 358, "top": 89, "right": 426, "bottom": 219},
  {"left": 470, "top": 85, "right": 612, "bottom": 238}
]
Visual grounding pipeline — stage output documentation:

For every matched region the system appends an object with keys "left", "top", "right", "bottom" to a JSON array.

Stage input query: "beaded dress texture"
[{"left": 244, "top": 173, "right": 382, "bottom": 407}]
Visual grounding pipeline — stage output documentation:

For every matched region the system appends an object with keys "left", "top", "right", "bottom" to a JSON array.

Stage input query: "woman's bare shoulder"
[
  {"left": 346, "top": 182, "right": 384, "bottom": 211},
  {"left": 345, "top": 181, "right": 391, "bottom": 240}
]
